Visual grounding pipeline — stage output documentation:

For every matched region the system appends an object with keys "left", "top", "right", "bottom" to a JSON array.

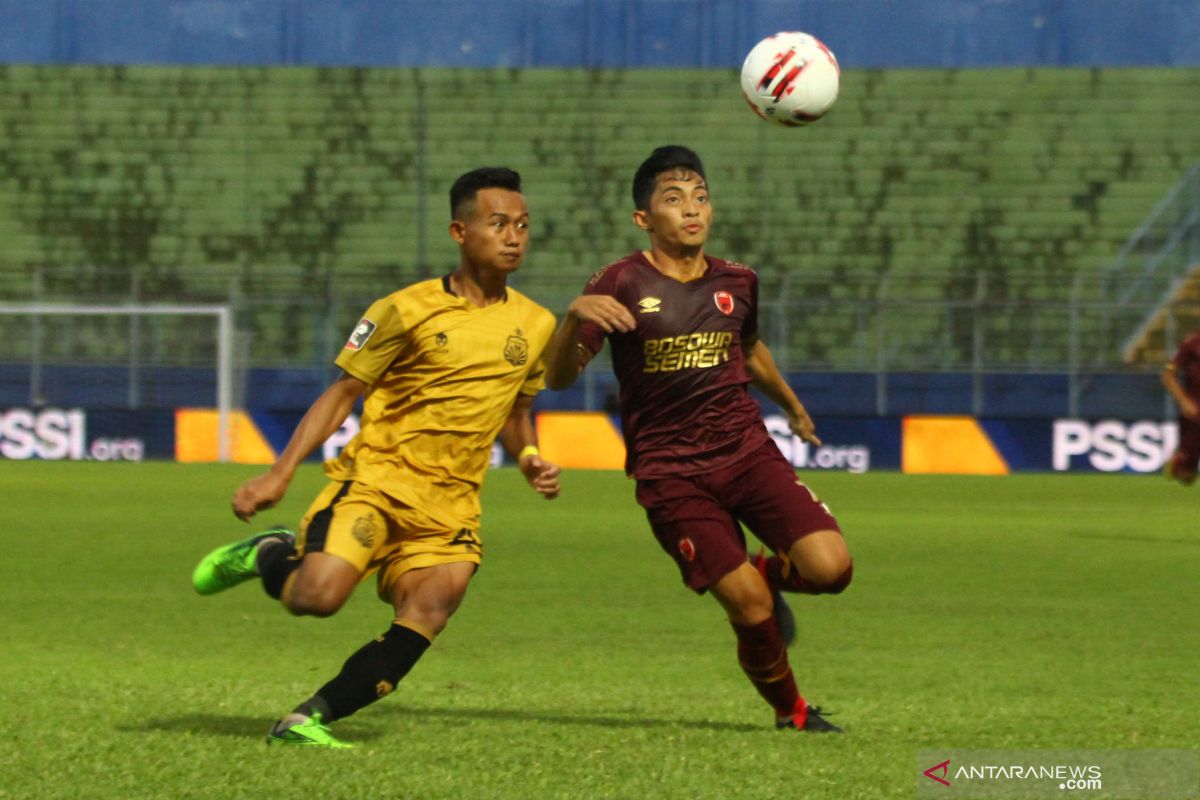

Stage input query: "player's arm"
[
  {"left": 231, "top": 371, "right": 366, "bottom": 521},
  {"left": 1161, "top": 362, "right": 1199, "bottom": 419},
  {"left": 498, "top": 392, "right": 560, "bottom": 499},
  {"left": 744, "top": 337, "right": 821, "bottom": 446},
  {"left": 544, "top": 295, "right": 636, "bottom": 389}
]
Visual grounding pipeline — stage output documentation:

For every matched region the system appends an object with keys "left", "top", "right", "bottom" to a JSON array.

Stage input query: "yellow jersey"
[{"left": 326, "top": 276, "right": 556, "bottom": 530}]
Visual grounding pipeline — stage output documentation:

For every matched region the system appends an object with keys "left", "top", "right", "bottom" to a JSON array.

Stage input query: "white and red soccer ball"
[{"left": 740, "top": 31, "right": 840, "bottom": 126}]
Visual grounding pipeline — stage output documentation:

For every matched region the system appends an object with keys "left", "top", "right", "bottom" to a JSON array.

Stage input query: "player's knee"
[
  {"left": 404, "top": 609, "right": 451, "bottom": 638},
  {"left": 715, "top": 588, "right": 773, "bottom": 626},
  {"left": 820, "top": 561, "right": 853, "bottom": 594},
  {"left": 729, "top": 591, "right": 775, "bottom": 626},
  {"left": 283, "top": 579, "right": 351, "bottom": 617},
  {"left": 285, "top": 594, "right": 345, "bottom": 618}
]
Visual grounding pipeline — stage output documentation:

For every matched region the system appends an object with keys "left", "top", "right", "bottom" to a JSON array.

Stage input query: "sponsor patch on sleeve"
[{"left": 344, "top": 318, "right": 377, "bottom": 351}]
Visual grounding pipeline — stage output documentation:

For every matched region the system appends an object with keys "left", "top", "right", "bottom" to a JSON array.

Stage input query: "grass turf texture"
[{"left": 0, "top": 463, "right": 1196, "bottom": 799}]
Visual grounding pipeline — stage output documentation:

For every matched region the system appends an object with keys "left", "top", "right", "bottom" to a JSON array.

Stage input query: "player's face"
[
  {"left": 634, "top": 169, "right": 711, "bottom": 249},
  {"left": 450, "top": 188, "right": 530, "bottom": 273}
]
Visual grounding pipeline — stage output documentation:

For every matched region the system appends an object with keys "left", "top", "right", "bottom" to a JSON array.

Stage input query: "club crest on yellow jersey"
[
  {"left": 351, "top": 515, "right": 377, "bottom": 549},
  {"left": 504, "top": 329, "right": 529, "bottom": 366}
]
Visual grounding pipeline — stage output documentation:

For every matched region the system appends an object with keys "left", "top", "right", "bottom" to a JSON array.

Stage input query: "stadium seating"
[{"left": 1, "top": 64, "right": 1198, "bottom": 368}]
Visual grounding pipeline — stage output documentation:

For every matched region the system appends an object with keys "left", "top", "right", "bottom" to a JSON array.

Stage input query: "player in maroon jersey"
[
  {"left": 544, "top": 145, "right": 852, "bottom": 732},
  {"left": 1161, "top": 326, "right": 1200, "bottom": 484}
]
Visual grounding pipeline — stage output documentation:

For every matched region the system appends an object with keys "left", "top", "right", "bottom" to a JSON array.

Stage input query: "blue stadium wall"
[
  {"left": 0, "top": 402, "right": 1181, "bottom": 477},
  {"left": 0, "top": 365, "right": 1172, "bottom": 421},
  {"left": 1, "top": 0, "right": 1199, "bottom": 68}
]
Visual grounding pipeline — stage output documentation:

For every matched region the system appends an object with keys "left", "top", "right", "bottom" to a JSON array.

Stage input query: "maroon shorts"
[
  {"left": 635, "top": 439, "right": 841, "bottom": 592},
  {"left": 1172, "top": 415, "right": 1200, "bottom": 474}
]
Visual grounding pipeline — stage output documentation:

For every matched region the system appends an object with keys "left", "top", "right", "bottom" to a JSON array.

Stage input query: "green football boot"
[
  {"left": 266, "top": 714, "right": 354, "bottom": 748},
  {"left": 191, "top": 526, "right": 294, "bottom": 596}
]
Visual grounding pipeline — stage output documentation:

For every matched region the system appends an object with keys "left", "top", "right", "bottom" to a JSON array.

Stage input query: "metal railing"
[
  {"left": 4, "top": 164, "right": 1199, "bottom": 419},
  {"left": 1091, "top": 163, "right": 1200, "bottom": 366},
  {"left": 2, "top": 261, "right": 1182, "bottom": 414}
]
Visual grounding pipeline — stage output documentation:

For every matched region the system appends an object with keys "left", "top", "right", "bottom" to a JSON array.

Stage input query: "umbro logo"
[{"left": 638, "top": 297, "right": 662, "bottom": 313}]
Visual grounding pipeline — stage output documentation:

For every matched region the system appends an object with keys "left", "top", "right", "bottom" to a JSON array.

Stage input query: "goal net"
[{"left": 0, "top": 303, "right": 234, "bottom": 462}]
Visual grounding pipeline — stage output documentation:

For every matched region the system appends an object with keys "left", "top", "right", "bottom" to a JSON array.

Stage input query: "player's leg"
[
  {"left": 389, "top": 559, "right": 476, "bottom": 638},
  {"left": 278, "top": 552, "right": 361, "bottom": 616},
  {"left": 708, "top": 553, "right": 841, "bottom": 732},
  {"left": 719, "top": 451, "right": 848, "bottom": 731},
  {"left": 1166, "top": 416, "right": 1200, "bottom": 485},
  {"left": 317, "top": 561, "right": 475, "bottom": 715},
  {"left": 748, "top": 547, "right": 796, "bottom": 644},
  {"left": 756, "top": 529, "right": 853, "bottom": 595},
  {"left": 782, "top": 530, "right": 852, "bottom": 591},
  {"left": 269, "top": 562, "right": 474, "bottom": 746},
  {"left": 276, "top": 481, "right": 385, "bottom": 616},
  {"left": 709, "top": 562, "right": 798, "bottom": 714},
  {"left": 191, "top": 525, "right": 295, "bottom": 596},
  {"left": 637, "top": 475, "right": 837, "bottom": 731},
  {"left": 734, "top": 448, "right": 852, "bottom": 595},
  {"left": 268, "top": 502, "right": 483, "bottom": 747},
  {"left": 191, "top": 480, "right": 367, "bottom": 607}
]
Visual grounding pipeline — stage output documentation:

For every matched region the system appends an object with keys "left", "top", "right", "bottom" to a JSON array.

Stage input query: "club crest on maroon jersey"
[
  {"left": 713, "top": 291, "right": 734, "bottom": 315},
  {"left": 678, "top": 537, "right": 697, "bottom": 561}
]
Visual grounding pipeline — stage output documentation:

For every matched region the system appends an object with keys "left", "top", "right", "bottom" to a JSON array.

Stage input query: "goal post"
[{"left": 0, "top": 302, "right": 235, "bottom": 462}]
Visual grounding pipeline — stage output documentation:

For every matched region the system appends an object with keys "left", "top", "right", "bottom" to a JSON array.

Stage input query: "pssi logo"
[
  {"left": 763, "top": 415, "right": 870, "bottom": 473},
  {"left": 1052, "top": 419, "right": 1176, "bottom": 472},
  {"left": 0, "top": 408, "right": 143, "bottom": 461},
  {"left": 0, "top": 408, "right": 86, "bottom": 460}
]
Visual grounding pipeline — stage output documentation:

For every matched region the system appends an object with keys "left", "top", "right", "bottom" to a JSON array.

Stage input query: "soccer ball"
[{"left": 740, "top": 31, "right": 840, "bottom": 126}]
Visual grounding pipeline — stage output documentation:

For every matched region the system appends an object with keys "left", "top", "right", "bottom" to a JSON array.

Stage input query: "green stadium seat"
[{"left": 1, "top": 64, "right": 1199, "bottom": 370}]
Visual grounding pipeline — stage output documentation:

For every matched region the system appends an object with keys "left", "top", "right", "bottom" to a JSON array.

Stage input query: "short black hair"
[
  {"left": 450, "top": 167, "right": 522, "bottom": 219},
  {"left": 631, "top": 145, "right": 706, "bottom": 210}
]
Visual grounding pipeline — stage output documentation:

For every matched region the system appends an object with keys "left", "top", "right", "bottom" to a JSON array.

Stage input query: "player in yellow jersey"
[{"left": 191, "top": 167, "right": 560, "bottom": 748}]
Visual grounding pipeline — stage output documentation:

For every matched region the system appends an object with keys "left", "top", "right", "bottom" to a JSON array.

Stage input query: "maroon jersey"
[
  {"left": 578, "top": 251, "right": 774, "bottom": 479},
  {"left": 1171, "top": 330, "right": 1200, "bottom": 402}
]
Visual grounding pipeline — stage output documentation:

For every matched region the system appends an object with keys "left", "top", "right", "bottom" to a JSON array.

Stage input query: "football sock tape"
[
  {"left": 732, "top": 617, "right": 801, "bottom": 715},
  {"left": 257, "top": 540, "right": 299, "bottom": 599}
]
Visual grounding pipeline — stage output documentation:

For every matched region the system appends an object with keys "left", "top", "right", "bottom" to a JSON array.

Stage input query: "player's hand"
[
  {"left": 519, "top": 454, "right": 561, "bottom": 500},
  {"left": 1182, "top": 398, "right": 1200, "bottom": 421},
  {"left": 566, "top": 295, "right": 636, "bottom": 334},
  {"left": 788, "top": 410, "right": 822, "bottom": 447},
  {"left": 231, "top": 470, "right": 289, "bottom": 522}
]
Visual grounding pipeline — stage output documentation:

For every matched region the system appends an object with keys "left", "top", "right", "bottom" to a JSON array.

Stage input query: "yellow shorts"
[{"left": 297, "top": 480, "right": 482, "bottom": 602}]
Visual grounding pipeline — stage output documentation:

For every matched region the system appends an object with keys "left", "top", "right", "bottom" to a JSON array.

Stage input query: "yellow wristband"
[{"left": 518, "top": 445, "right": 540, "bottom": 462}]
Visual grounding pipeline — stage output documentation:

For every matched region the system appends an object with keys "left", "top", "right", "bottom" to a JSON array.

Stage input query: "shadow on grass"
[
  {"left": 375, "top": 704, "right": 762, "bottom": 733},
  {"left": 119, "top": 706, "right": 762, "bottom": 741},
  {"left": 116, "top": 713, "right": 386, "bottom": 742}
]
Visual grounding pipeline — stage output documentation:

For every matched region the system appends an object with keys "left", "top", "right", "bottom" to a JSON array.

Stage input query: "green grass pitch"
[{"left": 0, "top": 462, "right": 1196, "bottom": 799}]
